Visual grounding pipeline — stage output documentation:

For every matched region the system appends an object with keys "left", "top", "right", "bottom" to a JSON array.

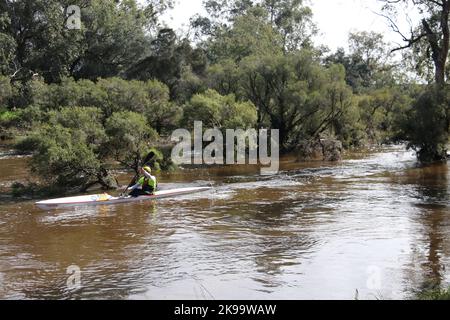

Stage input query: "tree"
[
  {"left": 16, "top": 107, "right": 115, "bottom": 191},
  {"left": 0, "top": 75, "right": 12, "bottom": 107},
  {"left": 16, "top": 107, "right": 162, "bottom": 192},
  {"left": 324, "top": 32, "right": 396, "bottom": 93},
  {"left": 261, "top": 0, "right": 316, "bottom": 51},
  {"left": 0, "top": 0, "right": 83, "bottom": 82},
  {"left": 0, "top": 0, "right": 172, "bottom": 83},
  {"left": 204, "top": 6, "right": 282, "bottom": 63},
  {"left": 144, "top": 79, "right": 182, "bottom": 134},
  {"left": 380, "top": 0, "right": 449, "bottom": 84},
  {"left": 357, "top": 87, "right": 412, "bottom": 143},
  {"left": 97, "top": 78, "right": 150, "bottom": 118},
  {"left": 207, "top": 59, "right": 242, "bottom": 96},
  {"left": 72, "top": 0, "right": 156, "bottom": 80},
  {"left": 401, "top": 85, "right": 449, "bottom": 162},
  {"left": 0, "top": 19, "right": 16, "bottom": 76},
  {"left": 380, "top": 0, "right": 450, "bottom": 161},
  {"left": 182, "top": 89, "right": 257, "bottom": 129},
  {"left": 105, "top": 111, "right": 158, "bottom": 173},
  {"left": 238, "top": 51, "right": 353, "bottom": 150},
  {"left": 126, "top": 30, "right": 208, "bottom": 100},
  {"left": 191, "top": 0, "right": 315, "bottom": 52}
]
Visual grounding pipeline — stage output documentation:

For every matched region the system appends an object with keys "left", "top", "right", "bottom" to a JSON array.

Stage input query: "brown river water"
[{"left": 0, "top": 144, "right": 449, "bottom": 300}]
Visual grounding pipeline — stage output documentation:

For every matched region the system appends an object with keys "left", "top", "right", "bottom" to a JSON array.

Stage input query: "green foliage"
[
  {"left": 182, "top": 89, "right": 257, "bottom": 129},
  {"left": 97, "top": 78, "right": 149, "bottom": 117},
  {"left": 2, "top": 0, "right": 447, "bottom": 172},
  {"left": 48, "top": 107, "right": 107, "bottom": 146},
  {"left": 418, "top": 286, "right": 450, "bottom": 300},
  {"left": 380, "top": 0, "right": 449, "bottom": 84},
  {"left": 73, "top": 0, "right": 153, "bottom": 80},
  {"left": 0, "top": 108, "right": 20, "bottom": 127},
  {"left": 262, "top": 0, "right": 317, "bottom": 51},
  {"left": 236, "top": 51, "right": 353, "bottom": 150},
  {"left": 192, "top": 0, "right": 316, "bottom": 54},
  {"left": 15, "top": 107, "right": 110, "bottom": 191},
  {"left": 207, "top": 59, "right": 241, "bottom": 96},
  {"left": 0, "top": 75, "right": 13, "bottom": 106},
  {"left": 126, "top": 31, "right": 208, "bottom": 102},
  {"left": 357, "top": 87, "right": 412, "bottom": 143},
  {"left": 400, "top": 85, "right": 449, "bottom": 162},
  {"left": 14, "top": 106, "right": 165, "bottom": 192},
  {"left": 206, "top": 7, "right": 283, "bottom": 63},
  {"left": 27, "top": 77, "right": 179, "bottom": 133},
  {"left": 105, "top": 111, "right": 158, "bottom": 170},
  {"left": 0, "top": 0, "right": 172, "bottom": 82},
  {"left": 172, "top": 65, "right": 207, "bottom": 104},
  {"left": 0, "top": 31, "right": 16, "bottom": 76},
  {"left": 0, "top": 0, "right": 84, "bottom": 82},
  {"left": 14, "top": 105, "right": 47, "bottom": 129},
  {"left": 144, "top": 79, "right": 183, "bottom": 134},
  {"left": 334, "top": 99, "right": 367, "bottom": 149},
  {"left": 19, "top": 124, "right": 104, "bottom": 189},
  {"left": 324, "top": 32, "right": 396, "bottom": 94}
]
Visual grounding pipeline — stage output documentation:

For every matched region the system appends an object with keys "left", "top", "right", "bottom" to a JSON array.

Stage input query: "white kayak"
[{"left": 35, "top": 187, "right": 211, "bottom": 210}]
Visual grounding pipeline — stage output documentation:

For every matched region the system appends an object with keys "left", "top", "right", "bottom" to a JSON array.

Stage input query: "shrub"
[
  {"left": 401, "top": 85, "right": 449, "bottom": 162},
  {"left": 104, "top": 111, "right": 159, "bottom": 170},
  {"left": 182, "top": 89, "right": 257, "bottom": 129}
]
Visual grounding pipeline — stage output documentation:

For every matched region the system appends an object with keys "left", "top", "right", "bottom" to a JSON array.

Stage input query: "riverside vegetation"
[{"left": 0, "top": 0, "right": 449, "bottom": 196}]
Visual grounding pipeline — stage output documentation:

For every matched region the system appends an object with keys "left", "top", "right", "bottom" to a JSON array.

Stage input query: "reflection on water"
[{"left": 0, "top": 145, "right": 449, "bottom": 300}]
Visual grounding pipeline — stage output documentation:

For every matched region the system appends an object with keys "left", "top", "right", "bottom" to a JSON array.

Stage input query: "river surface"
[{"left": 0, "top": 144, "right": 449, "bottom": 300}]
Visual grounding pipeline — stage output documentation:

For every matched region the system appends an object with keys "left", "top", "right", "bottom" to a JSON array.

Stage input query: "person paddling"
[{"left": 127, "top": 166, "right": 157, "bottom": 197}]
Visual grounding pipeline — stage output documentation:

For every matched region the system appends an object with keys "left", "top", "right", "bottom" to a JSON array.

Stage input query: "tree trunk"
[{"left": 422, "top": 0, "right": 449, "bottom": 85}]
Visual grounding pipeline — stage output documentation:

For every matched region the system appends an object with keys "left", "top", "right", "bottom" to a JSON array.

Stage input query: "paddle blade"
[{"left": 141, "top": 151, "right": 155, "bottom": 165}]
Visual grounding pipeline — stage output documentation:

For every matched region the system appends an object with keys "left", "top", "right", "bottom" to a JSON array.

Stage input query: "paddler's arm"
[
  {"left": 142, "top": 170, "right": 152, "bottom": 179},
  {"left": 127, "top": 183, "right": 140, "bottom": 191}
]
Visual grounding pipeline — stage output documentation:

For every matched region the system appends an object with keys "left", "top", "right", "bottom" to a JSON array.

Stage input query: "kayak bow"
[{"left": 35, "top": 187, "right": 211, "bottom": 210}]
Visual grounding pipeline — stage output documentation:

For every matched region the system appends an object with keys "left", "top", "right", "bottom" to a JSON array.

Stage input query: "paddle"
[{"left": 120, "top": 151, "right": 155, "bottom": 196}]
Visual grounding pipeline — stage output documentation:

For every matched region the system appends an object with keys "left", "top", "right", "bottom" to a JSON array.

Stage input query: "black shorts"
[{"left": 129, "top": 187, "right": 155, "bottom": 197}]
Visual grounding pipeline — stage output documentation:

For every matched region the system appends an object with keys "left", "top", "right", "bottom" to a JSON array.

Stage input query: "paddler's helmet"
[{"left": 142, "top": 166, "right": 151, "bottom": 173}]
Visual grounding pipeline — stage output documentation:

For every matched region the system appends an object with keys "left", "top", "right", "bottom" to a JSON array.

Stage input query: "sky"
[{"left": 160, "top": 0, "right": 420, "bottom": 52}]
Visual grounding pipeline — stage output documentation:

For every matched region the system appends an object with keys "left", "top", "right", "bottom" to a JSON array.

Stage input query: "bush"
[
  {"left": 15, "top": 105, "right": 47, "bottom": 129},
  {"left": 0, "top": 76, "right": 13, "bottom": 106},
  {"left": 105, "top": 111, "right": 159, "bottom": 170},
  {"left": 418, "top": 286, "right": 450, "bottom": 300},
  {"left": 25, "top": 124, "right": 105, "bottom": 188},
  {"left": 182, "top": 89, "right": 257, "bottom": 129},
  {"left": 15, "top": 107, "right": 115, "bottom": 192},
  {"left": 13, "top": 103, "right": 169, "bottom": 194},
  {"left": 0, "top": 108, "right": 20, "bottom": 126},
  {"left": 48, "top": 106, "right": 107, "bottom": 146},
  {"left": 27, "top": 77, "right": 180, "bottom": 134},
  {"left": 144, "top": 79, "right": 182, "bottom": 134},
  {"left": 97, "top": 77, "right": 149, "bottom": 117},
  {"left": 401, "top": 85, "right": 449, "bottom": 162}
]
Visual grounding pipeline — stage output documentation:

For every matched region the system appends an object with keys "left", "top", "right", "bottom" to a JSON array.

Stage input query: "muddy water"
[{"left": 0, "top": 145, "right": 449, "bottom": 300}]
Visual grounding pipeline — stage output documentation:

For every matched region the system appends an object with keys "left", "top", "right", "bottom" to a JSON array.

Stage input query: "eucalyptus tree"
[
  {"left": 0, "top": 0, "right": 172, "bottom": 82},
  {"left": 191, "top": 0, "right": 316, "bottom": 54},
  {"left": 379, "top": 0, "right": 450, "bottom": 161},
  {"left": 379, "top": 0, "right": 449, "bottom": 84}
]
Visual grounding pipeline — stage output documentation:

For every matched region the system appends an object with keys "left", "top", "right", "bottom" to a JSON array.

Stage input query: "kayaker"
[{"left": 127, "top": 166, "right": 157, "bottom": 197}]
